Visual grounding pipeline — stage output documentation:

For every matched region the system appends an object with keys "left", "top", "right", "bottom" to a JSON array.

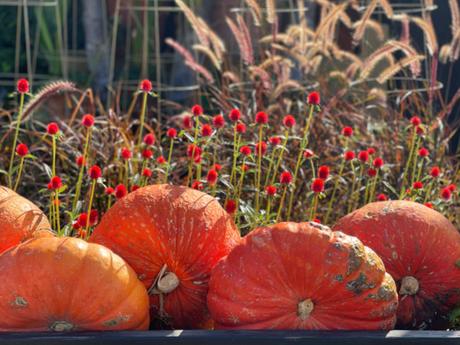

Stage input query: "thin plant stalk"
[
  {"left": 352, "top": 164, "right": 365, "bottom": 211},
  {"left": 309, "top": 194, "right": 319, "bottom": 220},
  {"left": 368, "top": 170, "right": 380, "bottom": 203},
  {"left": 13, "top": 156, "right": 25, "bottom": 192},
  {"left": 164, "top": 138, "right": 174, "bottom": 183},
  {"left": 347, "top": 161, "right": 357, "bottom": 213},
  {"left": 255, "top": 125, "right": 264, "bottom": 214},
  {"left": 72, "top": 128, "right": 92, "bottom": 213},
  {"left": 85, "top": 179, "right": 97, "bottom": 233},
  {"left": 324, "top": 160, "right": 345, "bottom": 224},
  {"left": 52, "top": 135, "right": 57, "bottom": 176},
  {"left": 399, "top": 128, "right": 417, "bottom": 198},
  {"left": 268, "top": 129, "right": 289, "bottom": 186},
  {"left": 137, "top": 91, "right": 148, "bottom": 148},
  {"left": 8, "top": 93, "right": 25, "bottom": 188},
  {"left": 276, "top": 186, "right": 288, "bottom": 222},
  {"left": 186, "top": 117, "right": 200, "bottom": 186},
  {"left": 55, "top": 191, "right": 61, "bottom": 235}
]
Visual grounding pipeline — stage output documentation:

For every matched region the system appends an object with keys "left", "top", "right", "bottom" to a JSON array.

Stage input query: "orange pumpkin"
[
  {"left": 0, "top": 186, "right": 51, "bottom": 254},
  {"left": 90, "top": 184, "right": 241, "bottom": 329},
  {"left": 0, "top": 236, "right": 149, "bottom": 332},
  {"left": 207, "top": 222, "right": 398, "bottom": 330},
  {"left": 333, "top": 200, "right": 460, "bottom": 327}
]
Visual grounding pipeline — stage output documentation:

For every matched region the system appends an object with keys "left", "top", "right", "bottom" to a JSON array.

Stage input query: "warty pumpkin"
[
  {"left": 0, "top": 236, "right": 149, "bottom": 332},
  {"left": 333, "top": 200, "right": 460, "bottom": 327},
  {"left": 90, "top": 184, "right": 241, "bottom": 329},
  {"left": 207, "top": 222, "right": 398, "bottom": 330},
  {"left": 0, "top": 186, "right": 51, "bottom": 254}
]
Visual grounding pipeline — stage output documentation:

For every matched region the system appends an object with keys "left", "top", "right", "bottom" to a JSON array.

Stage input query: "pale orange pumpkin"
[
  {"left": 0, "top": 237, "right": 149, "bottom": 332},
  {"left": 0, "top": 186, "right": 51, "bottom": 254}
]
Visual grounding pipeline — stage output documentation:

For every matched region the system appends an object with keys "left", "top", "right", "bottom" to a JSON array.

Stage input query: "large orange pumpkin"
[
  {"left": 0, "top": 186, "right": 51, "bottom": 254},
  {"left": 333, "top": 200, "right": 460, "bottom": 327},
  {"left": 207, "top": 222, "right": 398, "bottom": 330},
  {"left": 90, "top": 184, "right": 241, "bottom": 329},
  {"left": 0, "top": 236, "right": 149, "bottom": 332}
]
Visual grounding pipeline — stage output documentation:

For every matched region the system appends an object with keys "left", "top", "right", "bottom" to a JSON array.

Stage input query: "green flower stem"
[
  {"left": 107, "top": 195, "right": 112, "bottom": 210},
  {"left": 52, "top": 135, "right": 57, "bottom": 176},
  {"left": 352, "top": 164, "right": 365, "bottom": 211},
  {"left": 265, "top": 196, "right": 272, "bottom": 222},
  {"left": 235, "top": 159, "right": 247, "bottom": 214},
  {"left": 124, "top": 160, "right": 129, "bottom": 187},
  {"left": 13, "top": 156, "right": 25, "bottom": 192},
  {"left": 268, "top": 129, "right": 289, "bottom": 186},
  {"left": 309, "top": 193, "right": 319, "bottom": 220},
  {"left": 186, "top": 117, "right": 200, "bottom": 186},
  {"left": 255, "top": 125, "right": 264, "bottom": 214},
  {"left": 347, "top": 161, "right": 357, "bottom": 213},
  {"left": 8, "top": 93, "right": 25, "bottom": 188},
  {"left": 55, "top": 190, "right": 61, "bottom": 235},
  {"left": 85, "top": 179, "right": 97, "bottom": 234},
  {"left": 276, "top": 186, "right": 288, "bottom": 222},
  {"left": 324, "top": 159, "right": 345, "bottom": 224},
  {"left": 49, "top": 192, "right": 55, "bottom": 230},
  {"left": 137, "top": 91, "right": 148, "bottom": 148},
  {"left": 399, "top": 128, "right": 417, "bottom": 198},
  {"left": 229, "top": 124, "right": 239, "bottom": 186},
  {"left": 72, "top": 128, "right": 92, "bottom": 213},
  {"left": 164, "top": 138, "right": 174, "bottom": 183},
  {"left": 423, "top": 179, "right": 434, "bottom": 203},
  {"left": 410, "top": 138, "right": 421, "bottom": 186}
]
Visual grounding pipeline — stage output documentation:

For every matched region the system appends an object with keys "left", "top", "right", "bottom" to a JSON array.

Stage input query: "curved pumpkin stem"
[
  {"left": 399, "top": 276, "right": 419, "bottom": 296},
  {"left": 297, "top": 298, "right": 314, "bottom": 320},
  {"left": 157, "top": 272, "right": 180, "bottom": 294}
]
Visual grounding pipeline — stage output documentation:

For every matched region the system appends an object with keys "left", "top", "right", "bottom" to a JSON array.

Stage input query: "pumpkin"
[
  {"left": 207, "top": 222, "right": 398, "bottom": 330},
  {"left": 0, "top": 186, "right": 51, "bottom": 254},
  {"left": 90, "top": 184, "right": 241, "bottom": 329},
  {"left": 333, "top": 200, "right": 460, "bottom": 327},
  {"left": 0, "top": 236, "right": 149, "bottom": 332}
]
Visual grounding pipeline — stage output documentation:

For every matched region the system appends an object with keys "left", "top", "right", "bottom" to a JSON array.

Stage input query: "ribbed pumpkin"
[
  {"left": 90, "top": 184, "right": 241, "bottom": 329},
  {"left": 333, "top": 200, "right": 460, "bottom": 327},
  {"left": 208, "top": 222, "right": 398, "bottom": 330},
  {"left": 0, "top": 186, "right": 51, "bottom": 254},
  {"left": 0, "top": 236, "right": 149, "bottom": 332}
]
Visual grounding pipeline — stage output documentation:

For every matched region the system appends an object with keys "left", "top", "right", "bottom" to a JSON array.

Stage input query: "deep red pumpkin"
[
  {"left": 208, "top": 222, "right": 398, "bottom": 330},
  {"left": 90, "top": 184, "right": 240, "bottom": 329},
  {"left": 333, "top": 200, "right": 460, "bottom": 327}
]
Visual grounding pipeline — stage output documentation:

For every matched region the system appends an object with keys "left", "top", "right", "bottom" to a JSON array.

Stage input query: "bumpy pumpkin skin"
[
  {"left": 208, "top": 222, "right": 398, "bottom": 330},
  {"left": 0, "top": 237, "right": 149, "bottom": 332},
  {"left": 90, "top": 184, "right": 241, "bottom": 329},
  {"left": 333, "top": 200, "right": 460, "bottom": 327},
  {"left": 0, "top": 186, "right": 51, "bottom": 254}
]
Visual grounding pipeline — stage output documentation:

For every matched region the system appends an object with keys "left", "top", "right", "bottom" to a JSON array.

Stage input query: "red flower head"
[
  {"left": 142, "top": 168, "right": 153, "bottom": 177},
  {"left": 367, "top": 168, "right": 377, "bottom": 177},
  {"left": 187, "top": 144, "right": 202, "bottom": 159},
  {"left": 201, "top": 124, "right": 213, "bottom": 137},
  {"left": 191, "top": 104, "right": 203, "bottom": 117},
  {"left": 307, "top": 91, "right": 320, "bottom": 105},
  {"left": 236, "top": 122, "right": 246, "bottom": 134},
  {"left": 76, "top": 155, "right": 86, "bottom": 167},
  {"left": 47, "top": 122, "right": 59, "bottom": 135},
  {"left": 16, "top": 143, "right": 28, "bottom": 157},
  {"left": 373, "top": 157, "right": 384, "bottom": 169},
  {"left": 430, "top": 166, "right": 441, "bottom": 178},
  {"left": 16, "top": 78, "right": 29, "bottom": 94},
  {"left": 413, "top": 181, "right": 423, "bottom": 190},
  {"left": 142, "top": 149, "right": 153, "bottom": 159},
  {"left": 194, "top": 155, "right": 202, "bottom": 164},
  {"left": 143, "top": 133, "right": 155, "bottom": 146},
  {"left": 255, "top": 111, "right": 268, "bottom": 125},
  {"left": 49, "top": 176, "right": 62, "bottom": 190},
  {"left": 167, "top": 128, "right": 177, "bottom": 138},
  {"left": 344, "top": 151, "right": 355, "bottom": 161},
  {"left": 416, "top": 126, "right": 425, "bottom": 136},
  {"left": 225, "top": 199, "right": 237, "bottom": 214},
  {"left": 280, "top": 171, "right": 293, "bottom": 184},
  {"left": 318, "top": 165, "right": 330, "bottom": 180},
  {"left": 140, "top": 79, "right": 152, "bottom": 92},
  {"left": 207, "top": 169, "right": 218, "bottom": 185},
  {"left": 121, "top": 147, "right": 132, "bottom": 160},
  {"left": 183, "top": 115, "right": 193, "bottom": 129},
  {"left": 78, "top": 229, "right": 87, "bottom": 238},
  {"left": 88, "top": 165, "right": 102, "bottom": 179},
  {"left": 367, "top": 147, "right": 376, "bottom": 155},
  {"left": 358, "top": 150, "right": 369, "bottom": 163},
  {"left": 410, "top": 116, "right": 422, "bottom": 127},
  {"left": 341, "top": 126, "right": 353, "bottom": 137},
  {"left": 77, "top": 213, "right": 88, "bottom": 228},
  {"left": 191, "top": 180, "right": 204, "bottom": 190},
  {"left": 213, "top": 163, "right": 222, "bottom": 171},
  {"left": 212, "top": 114, "right": 225, "bottom": 128},
  {"left": 312, "top": 218, "right": 321, "bottom": 224},
  {"left": 240, "top": 145, "right": 252, "bottom": 156},
  {"left": 89, "top": 209, "right": 99, "bottom": 225},
  {"left": 105, "top": 186, "right": 114, "bottom": 195},
  {"left": 131, "top": 185, "right": 140, "bottom": 192},
  {"left": 418, "top": 147, "right": 429, "bottom": 158},
  {"left": 157, "top": 155, "right": 166, "bottom": 164},
  {"left": 377, "top": 193, "right": 388, "bottom": 201},
  {"left": 311, "top": 178, "right": 324, "bottom": 193},
  {"left": 229, "top": 108, "right": 241, "bottom": 122},
  {"left": 115, "top": 184, "right": 127, "bottom": 199},
  {"left": 47, "top": 182, "right": 53, "bottom": 190},
  {"left": 265, "top": 185, "right": 277, "bottom": 196},
  {"left": 82, "top": 114, "right": 95, "bottom": 128},
  {"left": 448, "top": 184, "right": 457, "bottom": 192},
  {"left": 269, "top": 136, "right": 281, "bottom": 146},
  {"left": 242, "top": 164, "right": 249, "bottom": 172},
  {"left": 283, "top": 115, "right": 296, "bottom": 128},
  {"left": 441, "top": 187, "right": 452, "bottom": 200},
  {"left": 424, "top": 202, "right": 433, "bottom": 209},
  {"left": 72, "top": 220, "right": 81, "bottom": 230},
  {"left": 255, "top": 142, "right": 267, "bottom": 156},
  {"left": 304, "top": 149, "right": 314, "bottom": 159}
]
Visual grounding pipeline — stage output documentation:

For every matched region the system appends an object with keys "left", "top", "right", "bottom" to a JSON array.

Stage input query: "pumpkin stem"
[
  {"left": 157, "top": 272, "right": 180, "bottom": 294},
  {"left": 399, "top": 276, "right": 419, "bottom": 296},
  {"left": 297, "top": 298, "right": 314, "bottom": 320},
  {"left": 49, "top": 321, "right": 75, "bottom": 332}
]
